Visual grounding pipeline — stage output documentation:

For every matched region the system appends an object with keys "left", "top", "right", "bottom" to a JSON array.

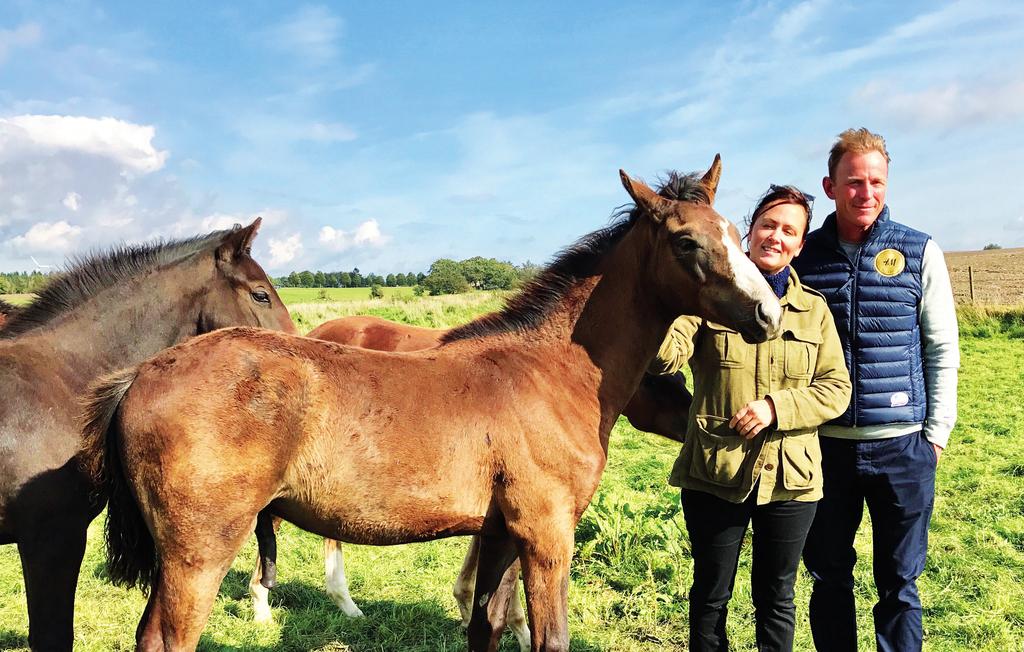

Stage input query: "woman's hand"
[{"left": 730, "top": 398, "right": 777, "bottom": 439}]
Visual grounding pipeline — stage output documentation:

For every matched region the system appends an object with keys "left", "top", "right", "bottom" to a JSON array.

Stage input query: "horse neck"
[
  {"left": 542, "top": 223, "right": 679, "bottom": 439},
  {"left": 31, "top": 260, "right": 211, "bottom": 392}
]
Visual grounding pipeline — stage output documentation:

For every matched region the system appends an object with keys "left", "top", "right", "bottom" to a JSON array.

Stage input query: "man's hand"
[
  {"left": 933, "top": 443, "right": 943, "bottom": 464},
  {"left": 730, "top": 398, "right": 777, "bottom": 439}
]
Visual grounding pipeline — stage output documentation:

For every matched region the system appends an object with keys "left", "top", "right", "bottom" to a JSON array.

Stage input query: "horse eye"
[
  {"left": 673, "top": 237, "right": 700, "bottom": 255},
  {"left": 251, "top": 290, "right": 271, "bottom": 304}
]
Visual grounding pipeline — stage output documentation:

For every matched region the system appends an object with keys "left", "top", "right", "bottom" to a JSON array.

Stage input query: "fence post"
[{"left": 968, "top": 266, "right": 975, "bottom": 303}]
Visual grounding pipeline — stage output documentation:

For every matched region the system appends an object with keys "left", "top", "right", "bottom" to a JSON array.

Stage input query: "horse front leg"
[
  {"left": 518, "top": 530, "right": 573, "bottom": 652},
  {"left": 324, "top": 538, "right": 363, "bottom": 617},
  {"left": 466, "top": 534, "right": 520, "bottom": 652},
  {"left": 18, "top": 516, "right": 89, "bottom": 651}
]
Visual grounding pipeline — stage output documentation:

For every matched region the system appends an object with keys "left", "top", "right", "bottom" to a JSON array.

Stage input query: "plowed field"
[{"left": 945, "top": 247, "right": 1024, "bottom": 305}]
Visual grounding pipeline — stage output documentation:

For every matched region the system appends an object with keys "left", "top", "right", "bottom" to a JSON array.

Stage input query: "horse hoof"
[{"left": 260, "top": 561, "right": 277, "bottom": 589}]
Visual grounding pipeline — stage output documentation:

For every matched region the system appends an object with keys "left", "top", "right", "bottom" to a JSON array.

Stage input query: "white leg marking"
[
  {"left": 324, "top": 539, "right": 364, "bottom": 617},
  {"left": 249, "top": 561, "right": 273, "bottom": 623},
  {"left": 506, "top": 580, "right": 531, "bottom": 652},
  {"left": 453, "top": 536, "right": 480, "bottom": 627}
]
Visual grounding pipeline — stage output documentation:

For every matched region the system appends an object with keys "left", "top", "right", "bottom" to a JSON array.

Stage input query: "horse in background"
[
  {"left": 0, "top": 219, "right": 294, "bottom": 650},
  {"left": 249, "top": 314, "right": 692, "bottom": 652},
  {"left": 0, "top": 298, "right": 17, "bottom": 329},
  {"left": 82, "top": 159, "right": 782, "bottom": 651}
]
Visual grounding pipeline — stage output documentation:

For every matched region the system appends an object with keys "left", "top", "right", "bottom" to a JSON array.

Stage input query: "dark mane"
[
  {"left": 442, "top": 171, "right": 709, "bottom": 343},
  {"left": 0, "top": 298, "right": 17, "bottom": 316},
  {"left": 0, "top": 227, "right": 240, "bottom": 339}
]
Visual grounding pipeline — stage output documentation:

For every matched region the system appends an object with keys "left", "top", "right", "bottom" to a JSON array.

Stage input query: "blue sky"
[{"left": 1, "top": 1, "right": 1022, "bottom": 275}]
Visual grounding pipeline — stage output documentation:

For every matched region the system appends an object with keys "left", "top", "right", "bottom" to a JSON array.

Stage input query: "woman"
[{"left": 652, "top": 185, "right": 851, "bottom": 651}]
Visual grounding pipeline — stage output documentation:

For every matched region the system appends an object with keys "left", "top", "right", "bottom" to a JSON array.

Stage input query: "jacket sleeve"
[
  {"left": 768, "top": 307, "right": 852, "bottom": 431},
  {"left": 648, "top": 316, "right": 701, "bottom": 376}
]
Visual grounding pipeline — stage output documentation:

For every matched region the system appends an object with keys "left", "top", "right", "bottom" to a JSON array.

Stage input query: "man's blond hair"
[{"left": 827, "top": 128, "right": 890, "bottom": 179}]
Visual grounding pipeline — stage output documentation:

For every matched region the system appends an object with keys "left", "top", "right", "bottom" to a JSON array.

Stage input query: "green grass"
[
  {"left": 275, "top": 287, "right": 414, "bottom": 304},
  {"left": 0, "top": 299, "right": 1022, "bottom": 650}
]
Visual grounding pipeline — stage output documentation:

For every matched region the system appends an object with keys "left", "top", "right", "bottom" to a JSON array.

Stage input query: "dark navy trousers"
[{"left": 803, "top": 432, "right": 936, "bottom": 652}]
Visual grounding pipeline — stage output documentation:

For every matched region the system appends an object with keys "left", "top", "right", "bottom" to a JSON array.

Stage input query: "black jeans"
[
  {"left": 803, "top": 432, "right": 936, "bottom": 652},
  {"left": 681, "top": 488, "right": 817, "bottom": 652}
]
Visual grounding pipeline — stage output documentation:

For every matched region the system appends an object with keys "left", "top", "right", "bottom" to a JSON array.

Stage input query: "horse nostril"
[{"left": 755, "top": 302, "right": 768, "bottom": 325}]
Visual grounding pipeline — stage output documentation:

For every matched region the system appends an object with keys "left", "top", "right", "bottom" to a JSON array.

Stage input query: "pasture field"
[
  {"left": 0, "top": 298, "right": 1022, "bottom": 650},
  {"left": 945, "top": 247, "right": 1024, "bottom": 305}
]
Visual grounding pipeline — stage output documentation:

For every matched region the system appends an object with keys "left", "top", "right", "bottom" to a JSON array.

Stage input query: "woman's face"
[{"left": 747, "top": 202, "right": 806, "bottom": 274}]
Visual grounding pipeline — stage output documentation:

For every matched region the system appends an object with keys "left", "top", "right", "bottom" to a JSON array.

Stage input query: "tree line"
[{"left": 1, "top": 257, "right": 542, "bottom": 298}]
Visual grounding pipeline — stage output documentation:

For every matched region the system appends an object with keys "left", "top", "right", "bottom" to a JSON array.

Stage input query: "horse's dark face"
[
  {"left": 201, "top": 218, "right": 296, "bottom": 335},
  {"left": 621, "top": 160, "right": 782, "bottom": 343}
]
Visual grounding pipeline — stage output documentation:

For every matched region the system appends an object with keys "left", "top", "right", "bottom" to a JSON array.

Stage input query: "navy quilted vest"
[{"left": 792, "top": 207, "right": 929, "bottom": 426}]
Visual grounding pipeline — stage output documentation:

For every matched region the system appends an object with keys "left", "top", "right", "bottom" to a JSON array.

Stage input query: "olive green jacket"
[{"left": 651, "top": 269, "right": 851, "bottom": 504}]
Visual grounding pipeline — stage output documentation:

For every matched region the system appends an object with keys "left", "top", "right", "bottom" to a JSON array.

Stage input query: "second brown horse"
[{"left": 249, "top": 315, "right": 692, "bottom": 651}]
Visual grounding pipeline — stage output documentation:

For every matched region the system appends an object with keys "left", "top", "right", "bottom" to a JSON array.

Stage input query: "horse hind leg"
[
  {"left": 504, "top": 574, "right": 531, "bottom": 652},
  {"left": 249, "top": 511, "right": 280, "bottom": 623},
  {"left": 466, "top": 534, "right": 520, "bottom": 652},
  {"left": 18, "top": 516, "right": 89, "bottom": 651},
  {"left": 324, "top": 538, "right": 363, "bottom": 617},
  {"left": 454, "top": 535, "right": 481, "bottom": 627}
]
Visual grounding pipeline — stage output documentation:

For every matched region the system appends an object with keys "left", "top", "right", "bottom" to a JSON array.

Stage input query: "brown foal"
[{"left": 83, "top": 159, "right": 782, "bottom": 651}]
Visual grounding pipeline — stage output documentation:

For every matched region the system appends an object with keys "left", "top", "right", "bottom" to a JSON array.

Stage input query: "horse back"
[{"left": 309, "top": 316, "right": 445, "bottom": 352}]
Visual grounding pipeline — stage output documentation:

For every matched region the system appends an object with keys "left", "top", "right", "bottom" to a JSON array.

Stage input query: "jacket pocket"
[
  {"left": 783, "top": 328, "right": 822, "bottom": 380},
  {"left": 690, "top": 415, "right": 749, "bottom": 487},
  {"left": 780, "top": 431, "right": 822, "bottom": 490},
  {"left": 707, "top": 323, "right": 747, "bottom": 368}
]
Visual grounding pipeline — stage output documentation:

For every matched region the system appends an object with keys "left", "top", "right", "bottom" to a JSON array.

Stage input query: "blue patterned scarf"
[{"left": 762, "top": 267, "right": 790, "bottom": 299}]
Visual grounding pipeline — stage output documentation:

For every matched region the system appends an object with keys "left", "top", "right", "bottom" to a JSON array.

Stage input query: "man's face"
[{"left": 823, "top": 150, "right": 888, "bottom": 241}]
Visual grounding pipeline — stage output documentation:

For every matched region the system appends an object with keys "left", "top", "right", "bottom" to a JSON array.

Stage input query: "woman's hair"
[{"left": 745, "top": 184, "right": 814, "bottom": 242}]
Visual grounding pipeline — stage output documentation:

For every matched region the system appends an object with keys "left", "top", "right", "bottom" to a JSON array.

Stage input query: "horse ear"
[
  {"left": 619, "top": 170, "right": 667, "bottom": 223},
  {"left": 701, "top": 154, "right": 722, "bottom": 203},
  {"left": 216, "top": 217, "right": 262, "bottom": 264}
]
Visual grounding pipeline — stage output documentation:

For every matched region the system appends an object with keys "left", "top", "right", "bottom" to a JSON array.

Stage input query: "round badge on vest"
[{"left": 874, "top": 248, "right": 906, "bottom": 277}]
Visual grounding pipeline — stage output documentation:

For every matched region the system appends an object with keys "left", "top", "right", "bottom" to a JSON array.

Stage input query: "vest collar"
[{"left": 820, "top": 205, "right": 891, "bottom": 249}]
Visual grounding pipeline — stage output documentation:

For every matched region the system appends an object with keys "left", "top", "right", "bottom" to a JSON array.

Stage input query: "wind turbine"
[{"left": 30, "top": 256, "right": 52, "bottom": 271}]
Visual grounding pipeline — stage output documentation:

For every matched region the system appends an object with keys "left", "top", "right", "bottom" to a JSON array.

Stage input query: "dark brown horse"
[
  {"left": 248, "top": 314, "right": 691, "bottom": 652},
  {"left": 0, "top": 219, "right": 294, "bottom": 650},
  {"left": 83, "top": 160, "right": 783, "bottom": 651}
]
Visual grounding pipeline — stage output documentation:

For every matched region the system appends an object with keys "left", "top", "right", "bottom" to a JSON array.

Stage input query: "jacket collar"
[{"left": 780, "top": 267, "right": 814, "bottom": 312}]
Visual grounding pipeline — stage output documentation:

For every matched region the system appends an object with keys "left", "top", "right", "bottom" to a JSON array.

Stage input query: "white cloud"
[
  {"left": 772, "top": 0, "right": 826, "bottom": 42},
  {"left": 267, "top": 5, "right": 342, "bottom": 64},
  {"left": 305, "top": 121, "right": 357, "bottom": 143},
  {"left": 268, "top": 233, "right": 303, "bottom": 266},
  {"left": 0, "top": 23, "right": 41, "bottom": 65},
  {"left": 0, "top": 115, "right": 168, "bottom": 173},
  {"left": 319, "top": 219, "right": 389, "bottom": 251},
  {"left": 1007, "top": 215, "right": 1024, "bottom": 231},
  {"left": 854, "top": 76, "right": 1024, "bottom": 129},
  {"left": 353, "top": 219, "right": 386, "bottom": 245},
  {"left": 63, "top": 192, "right": 81, "bottom": 211},
  {"left": 7, "top": 220, "right": 82, "bottom": 253}
]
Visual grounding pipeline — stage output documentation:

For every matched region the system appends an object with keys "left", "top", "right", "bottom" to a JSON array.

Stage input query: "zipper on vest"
[{"left": 849, "top": 247, "right": 861, "bottom": 427}]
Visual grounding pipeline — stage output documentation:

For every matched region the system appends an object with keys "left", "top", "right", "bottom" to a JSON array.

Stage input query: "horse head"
[
  {"left": 199, "top": 218, "right": 296, "bottom": 334},
  {"left": 620, "top": 156, "right": 782, "bottom": 343}
]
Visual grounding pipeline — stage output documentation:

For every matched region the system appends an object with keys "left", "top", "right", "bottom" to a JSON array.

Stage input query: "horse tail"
[{"left": 79, "top": 367, "right": 157, "bottom": 590}]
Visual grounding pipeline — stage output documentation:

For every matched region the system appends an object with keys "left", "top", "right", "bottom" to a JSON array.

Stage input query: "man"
[{"left": 793, "top": 128, "right": 959, "bottom": 652}]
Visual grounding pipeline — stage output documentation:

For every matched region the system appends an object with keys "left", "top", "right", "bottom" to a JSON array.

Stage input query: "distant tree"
[
  {"left": 457, "top": 256, "right": 516, "bottom": 290},
  {"left": 417, "top": 272, "right": 426, "bottom": 284},
  {"left": 983, "top": 243, "right": 1002, "bottom": 250},
  {"left": 350, "top": 269, "right": 363, "bottom": 287},
  {"left": 338, "top": 272, "right": 352, "bottom": 287},
  {"left": 385, "top": 273, "right": 396, "bottom": 287},
  {"left": 516, "top": 261, "right": 542, "bottom": 285},
  {"left": 287, "top": 271, "right": 301, "bottom": 287},
  {"left": 423, "top": 258, "right": 470, "bottom": 295},
  {"left": 313, "top": 271, "right": 327, "bottom": 287},
  {"left": 413, "top": 284, "right": 426, "bottom": 296},
  {"left": 369, "top": 283, "right": 385, "bottom": 299},
  {"left": 299, "top": 270, "right": 315, "bottom": 288}
]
